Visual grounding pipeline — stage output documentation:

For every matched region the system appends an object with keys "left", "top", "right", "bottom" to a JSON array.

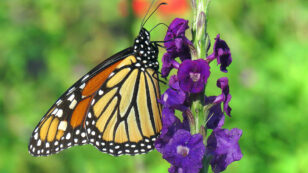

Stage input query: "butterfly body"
[{"left": 28, "top": 28, "right": 162, "bottom": 156}]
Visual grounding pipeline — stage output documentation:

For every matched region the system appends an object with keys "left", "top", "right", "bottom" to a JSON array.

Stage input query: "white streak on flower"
[
  {"left": 189, "top": 72, "right": 201, "bottom": 82},
  {"left": 177, "top": 145, "right": 190, "bottom": 157}
]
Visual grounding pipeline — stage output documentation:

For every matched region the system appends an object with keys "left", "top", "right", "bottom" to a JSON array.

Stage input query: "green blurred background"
[{"left": 0, "top": 0, "right": 307, "bottom": 172}]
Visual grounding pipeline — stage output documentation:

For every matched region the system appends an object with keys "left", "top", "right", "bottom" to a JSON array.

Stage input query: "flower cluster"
[{"left": 155, "top": 18, "right": 243, "bottom": 173}]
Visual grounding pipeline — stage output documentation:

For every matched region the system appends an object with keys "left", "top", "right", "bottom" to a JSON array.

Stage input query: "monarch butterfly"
[{"left": 28, "top": 2, "right": 166, "bottom": 157}]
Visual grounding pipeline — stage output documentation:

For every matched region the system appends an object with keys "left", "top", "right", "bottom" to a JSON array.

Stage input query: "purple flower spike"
[
  {"left": 214, "top": 77, "right": 232, "bottom": 116},
  {"left": 164, "top": 18, "right": 193, "bottom": 61},
  {"left": 178, "top": 59, "right": 210, "bottom": 93},
  {"left": 162, "top": 130, "right": 205, "bottom": 173},
  {"left": 206, "top": 128, "right": 243, "bottom": 173},
  {"left": 207, "top": 34, "right": 232, "bottom": 73}
]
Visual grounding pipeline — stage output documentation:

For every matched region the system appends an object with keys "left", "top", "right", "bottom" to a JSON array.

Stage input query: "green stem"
[
  {"left": 191, "top": 0, "right": 211, "bottom": 60},
  {"left": 200, "top": 155, "right": 212, "bottom": 173}
]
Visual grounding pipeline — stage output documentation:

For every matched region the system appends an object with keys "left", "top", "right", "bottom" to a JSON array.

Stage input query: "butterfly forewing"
[{"left": 29, "top": 82, "right": 90, "bottom": 156}]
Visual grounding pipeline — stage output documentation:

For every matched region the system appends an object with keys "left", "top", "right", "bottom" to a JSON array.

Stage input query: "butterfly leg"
[{"left": 152, "top": 72, "right": 166, "bottom": 85}]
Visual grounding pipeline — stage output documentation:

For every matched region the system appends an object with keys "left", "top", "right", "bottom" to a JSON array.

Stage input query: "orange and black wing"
[
  {"left": 28, "top": 48, "right": 133, "bottom": 156},
  {"left": 85, "top": 55, "right": 162, "bottom": 156}
]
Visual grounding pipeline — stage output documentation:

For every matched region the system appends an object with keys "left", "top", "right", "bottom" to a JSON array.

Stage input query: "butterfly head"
[{"left": 133, "top": 28, "right": 159, "bottom": 70}]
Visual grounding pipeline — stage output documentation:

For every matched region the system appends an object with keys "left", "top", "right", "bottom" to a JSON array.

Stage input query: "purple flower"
[
  {"left": 159, "top": 75, "right": 188, "bottom": 111},
  {"left": 161, "top": 53, "right": 180, "bottom": 78},
  {"left": 164, "top": 18, "right": 192, "bottom": 61},
  {"left": 168, "top": 75, "right": 180, "bottom": 90},
  {"left": 162, "top": 18, "right": 193, "bottom": 77},
  {"left": 206, "top": 128, "right": 243, "bottom": 173},
  {"left": 168, "top": 166, "right": 180, "bottom": 173},
  {"left": 213, "top": 77, "right": 232, "bottom": 116},
  {"left": 162, "top": 130, "right": 205, "bottom": 173},
  {"left": 207, "top": 34, "right": 232, "bottom": 73},
  {"left": 160, "top": 87, "right": 187, "bottom": 111},
  {"left": 155, "top": 107, "right": 182, "bottom": 153},
  {"left": 177, "top": 59, "right": 210, "bottom": 93},
  {"left": 205, "top": 96, "right": 225, "bottom": 129}
]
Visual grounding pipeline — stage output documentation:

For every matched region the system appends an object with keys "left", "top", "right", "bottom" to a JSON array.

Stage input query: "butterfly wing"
[
  {"left": 28, "top": 48, "right": 133, "bottom": 156},
  {"left": 85, "top": 55, "right": 162, "bottom": 156}
]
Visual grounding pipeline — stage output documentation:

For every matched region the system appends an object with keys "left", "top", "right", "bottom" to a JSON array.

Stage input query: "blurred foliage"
[{"left": 0, "top": 0, "right": 307, "bottom": 172}]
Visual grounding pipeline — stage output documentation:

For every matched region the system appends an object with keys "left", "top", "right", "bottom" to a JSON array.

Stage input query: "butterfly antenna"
[
  {"left": 141, "top": 2, "right": 167, "bottom": 29},
  {"left": 151, "top": 35, "right": 185, "bottom": 44},
  {"left": 149, "top": 22, "right": 169, "bottom": 33},
  {"left": 140, "top": 0, "right": 157, "bottom": 29}
]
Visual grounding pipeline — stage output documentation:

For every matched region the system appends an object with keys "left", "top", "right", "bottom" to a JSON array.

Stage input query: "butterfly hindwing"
[{"left": 85, "top": 55, "right": 162, "bottom": 156}]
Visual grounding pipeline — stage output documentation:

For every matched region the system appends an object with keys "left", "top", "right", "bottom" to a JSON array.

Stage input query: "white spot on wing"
[
  {"left": 109, "top": 72, "right": 115, "bottom": 77},
  {"left": 56, "top": 99, "right": 62, "bottom": 106},
  {"left": 67, "top": 87, "right": 75, "bottom": 95},
  {"left": 91, "top": 99, "right": 95, "bottom": 106},
  {"left": 58, "top": 121, "right": 67, "bottom": 131},
  {"left": 81, "top": 132, "right": 86, "bottom": 138},
  {"left": 82, "top": 74, "right": 89, "bottom": 81},
  {"left": 98, "top": 90, "right": 104, "bottom": 95},
  {"left": 67, "top": 94, "right": 75, "bottom": 101},
  {"left": 79, "top": 83, "right": 85, "bottom": 89},
  {"left": 52, "top": 108, "right": 58, "bottom": 115},
  {"left": 55, "top": 109, "right": 63, "bottom": 118},
  {"left": 37, "top": 140, "right": 41, "bottom": 146},
  {"left": 66, "top": 133, "right": 71, "bottom": 140},
  {"left": 69, "top": 99, "right": 77, "bottom": 109},
  {"left": 34, "top": 133, "right": 38, "bottom": 140}
]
